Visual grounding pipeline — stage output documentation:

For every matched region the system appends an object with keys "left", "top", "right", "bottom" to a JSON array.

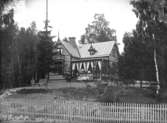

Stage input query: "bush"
[
  {"left": 98, "top": 86, "right": 122, "bottom": 103},
  {"left": 95, "top": 82, "right": 109, "bottom": 96},
  {"left": 64, "top": 73, "right": 72, "bottom": 82},
  {"left": 16, "top": 88, "right": 49, "bottom": 94}
]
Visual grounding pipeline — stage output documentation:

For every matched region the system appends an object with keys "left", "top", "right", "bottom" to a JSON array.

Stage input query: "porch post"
[
  {"left": 55, "top": 63, "right": 58, "bottom": 74},
  {"left": 93, "top": 60, "right": 95, "bottom": 79},
  {"left": 70, "top": 57, "right": 72, "bottom": 78},
  {"left": 62, "top": 61, "right": 64, "bottom": 75},
  {"left": 101, "top": 59, "right": 103, "bottom": 80},
  {"left": 108, "top": 58, "right": 110, "bottom": 80}
]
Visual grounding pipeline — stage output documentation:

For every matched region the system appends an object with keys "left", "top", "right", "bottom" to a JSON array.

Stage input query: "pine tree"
[{"left": 36, "top": 21, "right": 54, "bottom": 85}]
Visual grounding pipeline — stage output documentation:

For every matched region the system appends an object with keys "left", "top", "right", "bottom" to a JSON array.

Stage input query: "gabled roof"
[
  {"left": 59, "top": 40, "right": 116, "bottom": 58},
  {"left": 78, "top": 41, "right": 115, "bottom": 58},
  {"left": 61, "top": 40, "right": 80, "bottom": 58}
]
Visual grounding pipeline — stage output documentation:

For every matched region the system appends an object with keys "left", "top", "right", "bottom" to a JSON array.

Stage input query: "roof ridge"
[
  {"left": 75, "top": 45, "right": 81, "bottom": 57},
  {"left": 92, "top": 41, "right": 114, "bottom": 44}
]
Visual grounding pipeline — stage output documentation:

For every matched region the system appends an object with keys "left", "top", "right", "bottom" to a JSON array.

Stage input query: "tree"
[
  {"left": 131, "top": 0, "right": 167, "bottom": 94},
  {"left": 119, "top": 31, "right": 156, "bottom": 83},
  {"left": 80, "top": 13, "right": 116, "bottom": 44},
  {"left": 0, "top": 1, "right": 40, "bottom": 89},
  {"left": 1, "top": 16, "right": 39, "bottom": 88},
  {"left": 1, "top": 9, "right": 19, "bottom": 89},
  {"left": 36, "top": 30, "right": 54, "bottom": 84},
  {"left": 16, "top": 22, "right": 39, "bottom": 86},
  {"left": 0, "top": 0, "right": 14, "bottom": 27},
  {"left": 0, "top": 0, "right": 18, "bottom": 89},
  {"left": 119, "top": 0, "right": 167, "bottom": 92},
  {"left": 0, "top": 0, "right": 13, "bottom": 13}
]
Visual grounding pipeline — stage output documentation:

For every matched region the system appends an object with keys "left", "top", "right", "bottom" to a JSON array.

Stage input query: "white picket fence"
[{"left": 1, "top": 99, "right": 167, "bottom": 123}]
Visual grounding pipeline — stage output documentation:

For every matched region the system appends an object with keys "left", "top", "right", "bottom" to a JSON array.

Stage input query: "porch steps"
[
  {"left": 49, "top": 73, "right": 66, "bottom": 81},
  {"left": 48, "top": 74, "right": 66, "bottom": 88}
]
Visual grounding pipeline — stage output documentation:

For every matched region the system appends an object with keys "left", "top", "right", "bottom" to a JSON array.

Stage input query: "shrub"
[
  {"left": 98, "top": 86, "right": 122, "bottom": 103},
  {"left": 64, "top": 73, "right": 72, "bottom": 82},
  {"left": 16, "top": 88, "right": 48, "bottom": 94}
]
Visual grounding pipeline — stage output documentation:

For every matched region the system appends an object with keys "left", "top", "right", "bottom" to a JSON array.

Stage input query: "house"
[{"left": 52, "top": 37, "right": 119, "bottom": 80}]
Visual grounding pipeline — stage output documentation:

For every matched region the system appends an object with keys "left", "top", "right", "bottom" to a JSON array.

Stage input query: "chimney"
[
  {"left": 89, "top": 33, "right": 96, "bottom": 43},
  {"left": 69, "top": 37, "right": 77, "bottom": 48}
]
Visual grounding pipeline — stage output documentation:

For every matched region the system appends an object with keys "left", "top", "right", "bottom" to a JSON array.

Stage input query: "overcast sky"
[{"left": 14, "top": 0, "right": 138, "bottom": 52}]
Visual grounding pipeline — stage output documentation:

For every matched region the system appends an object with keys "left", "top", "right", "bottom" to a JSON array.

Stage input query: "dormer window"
[
  {"left": 57, "top": 48, "right": 62, "bottom": 55},
  {"left": 88, "top": 44, "right": 97, "bottom": 55}
]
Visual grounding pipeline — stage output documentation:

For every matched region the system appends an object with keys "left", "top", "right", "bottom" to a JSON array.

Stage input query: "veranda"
[{"left": 72, "top": 58, "right": 110, "bottom": 80}]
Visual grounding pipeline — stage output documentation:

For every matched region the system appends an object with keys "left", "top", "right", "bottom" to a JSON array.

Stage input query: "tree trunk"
[{"left": 153, "top": 48, "right": 160, "bottom": 94}]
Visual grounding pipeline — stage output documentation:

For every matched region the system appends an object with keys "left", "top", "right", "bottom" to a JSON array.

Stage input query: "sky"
[{"left": 14, "top": 0, "right": 138, "bottom": 52}]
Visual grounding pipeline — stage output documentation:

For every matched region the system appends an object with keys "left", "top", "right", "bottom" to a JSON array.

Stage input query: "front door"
[{"left": 54, "top": 61, "right": 64, "bottom": 75}]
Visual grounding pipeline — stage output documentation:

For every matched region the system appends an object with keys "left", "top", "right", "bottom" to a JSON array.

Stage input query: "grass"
[
  {"left": 118, "top": 87, "right": 157, "bottom": 103},
  {"left": 4, "top": 81, "right": 167, "bottom": 104},
  {"left": 2, "top": 83, "right": 167, "bottom": 123},
  {"left": 6, "top": 87, "right": 159, "bottom": 104},
  {"left": 57, "top": 87, "right": 97, "bottom": 100}
]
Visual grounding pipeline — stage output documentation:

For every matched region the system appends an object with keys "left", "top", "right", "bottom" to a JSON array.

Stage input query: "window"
[
  {"left": 57, "top": 48, "right": 63, "bottom": 55},
  {"left": 88, "top": 44, "right": 97, "bottom": 55},
  {"left": 164, "top": 6, "right": 167, "bottom": 16}
]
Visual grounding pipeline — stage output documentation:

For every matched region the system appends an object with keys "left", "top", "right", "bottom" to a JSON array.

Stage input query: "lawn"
[
  {"left": 5, "top": 87, "right": 97, "bottom": 104},
  {"left": 1, "top": 82, "right": 167, "bottom": 123},
  {"left": 4, "top": 82, "right": 161, "bottom": 104}
]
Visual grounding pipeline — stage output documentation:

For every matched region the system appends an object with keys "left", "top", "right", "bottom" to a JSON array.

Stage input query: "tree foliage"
[
  {"left": 1, "top": 9, "right": 18, "bottom": 88},
  {"left": 0, "top": 0, "right": 13, "bottom": 13},
  {"left": 119, "top": 31, "right": 156, "bottom": 82},
  {"left": 0, "top": 1, "right": 55, "bottom": 89},
  {"left": 119, "top": 0, "right": 167, "bottom": 86},
  {"left": 36, "top": 30, "right": 54, "bottom": 81},
  {"left": 80, "top": 13, "right": 116, "bottom": 44},
  {"left": 16, "top": 22, "right": 39, "bottom": 86},
  {"left": 0, "top": 2, "right": 39, "bottom": 89}
]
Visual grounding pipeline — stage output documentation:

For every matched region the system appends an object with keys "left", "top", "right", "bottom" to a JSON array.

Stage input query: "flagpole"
[{"left": 45, "top": 0, "right": 48, "bottom": 32}]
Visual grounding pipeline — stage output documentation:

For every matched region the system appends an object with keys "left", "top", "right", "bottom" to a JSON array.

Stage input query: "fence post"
[
  {"left": 150, "top": 103, "right": 152, "bottom": 122},
  {"left": 159, "top": 103, "right": 161, "bottom": 122},
  {"left": 139, "top": 103, "right": 141, "bottom": 123},
  {"left": 162, "top": 104, "right": 164, "bottom": 122},
  {"left": 134, "top": 103, "right": 137, "bottom": 122},
  {"left": 0, "top": 99, "right": 1, "bottom": 120},
  {"left": 147, "top": 103, "right": 148, "bottom": 122},
  {"left": 160, "top": 103, "right": 161, "bottom": 122},
  {"left": 6, "top": 99, "right": 8, "bottom": 120},
  {"left": 125, "top": 102, "right": 127, "bottom": 122},
  {"left": 157, "top": 103, "right": 159, "bottom": 122},
  {"left": 165, "top": 104, "right": 167, "bottom": 122},
  {"left": 158, "top": 103, "right": 160, "bottom": 122},
  {"left": 153, "top": 105, "right": 157, "bottom": 122},
  {"left": 128, "top": 102, "right": 130, "bottom": 122},
  {"left": 121, "top": 102, "right": 124, "bottom": 121},
  {"left": 8, "top": 100, "right": 10, "bottom": 121}
]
